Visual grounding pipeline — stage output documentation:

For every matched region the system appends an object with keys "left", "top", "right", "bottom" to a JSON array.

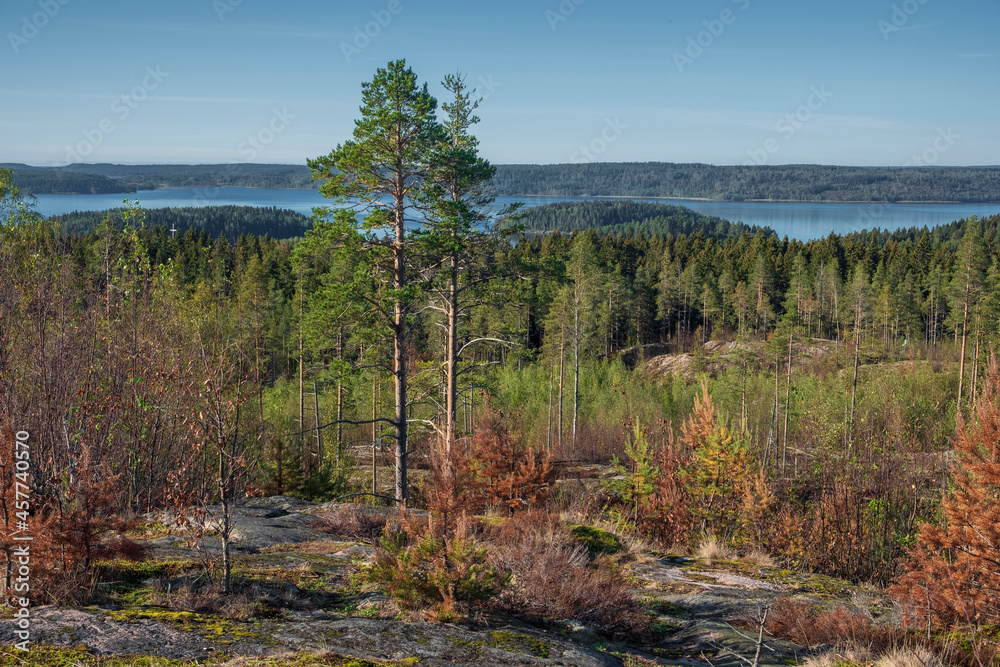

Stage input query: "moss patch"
[
  {"left": 487, "top": 630, "right": 551, "bottom": 658},
  {"left": 94, "top": 559, "right": 199, "bottom": 584},
  {"left": 647, "top": 600, "right": 689, "bottom": 619},
  {"left": 0, "top": 647, "right": 420, "bottom": 666},
  {"left": 447, "top": 630, "right": 550, "bottom": 659},
  {"left": 568, "top": 525, "right": 623, "bottom": 556},
  {"left": 108, "top": 607, "right": 272, "bottom": 646}
]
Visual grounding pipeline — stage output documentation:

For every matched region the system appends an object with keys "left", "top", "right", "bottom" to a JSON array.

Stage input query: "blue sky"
[{"left": 2, "top": 0, "right": 997, "bottom": 167}]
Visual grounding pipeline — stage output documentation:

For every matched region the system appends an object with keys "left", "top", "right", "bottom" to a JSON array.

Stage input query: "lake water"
[{"left": 32, "top": 187, "right": 1000, "bottom": 241}]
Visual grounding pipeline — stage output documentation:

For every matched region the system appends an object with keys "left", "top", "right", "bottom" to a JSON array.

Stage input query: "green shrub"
[
  {"left": 569, "top": 525, "right": 623, "bottom": 556},
  {"left": 368, "top": 523, "right": 509, "bottom": 619}
]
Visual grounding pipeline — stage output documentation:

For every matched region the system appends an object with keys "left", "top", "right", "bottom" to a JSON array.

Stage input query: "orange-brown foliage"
[
  {"left": 421, "top": 408, "right": 555, "bottom": 518},
  {"left": 638, "top": 425, "right": 692, "bottom": 545},
  {"left": 763, "top": 597, "right": 898, "bottom": 650},
  {"left": 486, "top": 511, "right": 648, "bottom": 639},
  {"left": 470, "top": 409, "right": 555, "bottom": 513},
  {"left": 894, "top": 352, "right": 1000, "bottom": 632}
]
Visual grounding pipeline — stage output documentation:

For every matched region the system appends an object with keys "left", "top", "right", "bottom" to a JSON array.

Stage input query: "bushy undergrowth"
[
  {"left": 587, "top": 373, "right": 937, "bottom": 583},
  {"left": 485, "top": 511, "right": 648, "bottom": 638},
  {"left": 763, "top": 597, "right": 995, "bottom": 667},
  {"left": 368, "top": 512, "right": 509, "bottom": 621}
]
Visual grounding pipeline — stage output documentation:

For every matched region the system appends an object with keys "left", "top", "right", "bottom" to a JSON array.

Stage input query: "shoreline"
[
  {"left": 26, "top": 187, "right": 1000, "bottom": 207},
  {"left": 502, "top": 194, "right": 1000, "bottom": 206}
]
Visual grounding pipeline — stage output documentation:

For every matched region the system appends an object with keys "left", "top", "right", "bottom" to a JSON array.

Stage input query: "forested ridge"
[
  {"left": 3, "top": 60, "right": 1000, "bottom": 661},
  {"left": 1, "top": 164, "right": 136, "bottom": 194},
  {"left": 493, "top": 162, "right": 1000, "bottom": 202},
  {"left": 53, "top": 205, "right": 311, "bottom": 240},
  {"left": 518, "top": 199, "right": 774, "bottom": 238},
  {"left": 4, "top": 162, "right": 317, "bottom": 194},
  {"left": 9, "top": 161, "right": 1000, "bottom": 203}
]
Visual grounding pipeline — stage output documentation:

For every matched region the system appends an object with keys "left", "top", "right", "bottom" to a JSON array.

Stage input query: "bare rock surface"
[
  {"left": 7, "top": 607, "right": 617, "bottom": 666},
  {"left": 0, "top": 497, "right": 891, "bottom": 666}
]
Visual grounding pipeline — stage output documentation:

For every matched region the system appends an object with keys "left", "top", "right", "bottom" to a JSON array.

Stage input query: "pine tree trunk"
[
  {"left": 957, "top": 282, "right": 970, "bottom": 416},
  {"left": 394, "top": 198, "right": 408, "bottom": 504},
  {"left": 547, "top": 366, "right": 554, "bottom": 451},
  {"left": 445, "top": 255, "right": 459, "bottom": 463},
  {"left": 298, "top": 309, "right": 305, "bottom": 472},
  {"left": 219, "top": 451, "right": 232, "bottom": 594},
  {"left": 573, "top": 303, "right": 580, "bottom": 450},
  {"left": 336, "top": 327, "right": 343, "bottom": 465},
  {"left": 782, "top": 327, "right": 793, "bottom": 473},
  {"left": 558, "top": 336, "right": 565, "bottom": 451},
  {"left": 313, "top": 379, "right": 322, "bottom": 470},
  {"left": 971, "top": 313, "right": 981, "bottom": 403},
  {"left": 849, "top": 306, "right": 861, "bottom": 450}
]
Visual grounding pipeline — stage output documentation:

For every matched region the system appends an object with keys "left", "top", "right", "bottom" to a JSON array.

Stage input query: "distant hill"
[
  {"left": 60, "top": 163, "right": 317, "bottom": 191},
  {"left": 3, "top": 163, "right": 316, "bottom": 195},
  {"left": 2, "top": 164, "right": 136, "bottom": 195},
  {"left": 518, "top": 200, "right": 774, "bottom": 239},
  {"left": 9, "top": 161, "right": 1000, "bottom": 203},
  {"left": 491, "top": 163, "right": 1000, "bottom": 203},
  {"left": 51, "top": 205, "right": 311, "bottom": 240}
]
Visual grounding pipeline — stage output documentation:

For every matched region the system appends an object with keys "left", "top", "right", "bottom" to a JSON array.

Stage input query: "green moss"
[
  {"left": 647, "top": 600, "right": 689, "bottom": 619},
  {"left": 0, "top": 647, "right": 419, "bottom": 666},
  {"left": 0, "top": 645, "right": 189, "bottom": 666},
  {"left": 486, "top": 631, "right": 551, "bottom": 658},
  {"left": 95, "top": 559, "right": 199, "bottom": 584},
  {"left": 772, "top": 571, "right": 856, "bottom": 598},
  {"left": 568, "top": 525, "right": 623, "bottom": 556},
  {"left": 650, "top": 621, "right": 681, "bottom": 635},
  {"left": 126, "top": 520, "right": 173, "bottom": 540},
  {"left": 108, "top": 607, "right": 272, "bottom": 646},
  {"left": 446, "top": 631, "right": 550, "bottom": 658}
]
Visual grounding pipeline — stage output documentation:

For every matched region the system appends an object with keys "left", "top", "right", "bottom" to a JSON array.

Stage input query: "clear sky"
[{"left": 2, "top": 0, "right": 997, "bottom": 167}]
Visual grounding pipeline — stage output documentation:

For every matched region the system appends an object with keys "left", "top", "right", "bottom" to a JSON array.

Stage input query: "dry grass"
[
  {"left": 802, "top": 647, "right": 874, "bottom": 667},
  {"left": 312, "top": 504, "right": 391, "bottom": 545},
  {"left": 741, "top": 548, "right": 776, "bottom": 568},
  {"left": 875, "top": 646, "right": 945, "bottom": 667},
  {"left": 486, "top": 511, "right": 649, "bottom": 639},
  {"left": 259, "top": 539, "right": 354, "bottom": 554},
  {"left": 695, "top": 534, "right": 734, "bottom": 563},
  {"left": 803, "top": 645, "right": 948, "bottom": 667}
]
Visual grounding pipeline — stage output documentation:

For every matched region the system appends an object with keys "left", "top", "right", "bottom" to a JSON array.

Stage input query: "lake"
[{"left": 32, "top": 187, "right": 1000, "bottom": 242}]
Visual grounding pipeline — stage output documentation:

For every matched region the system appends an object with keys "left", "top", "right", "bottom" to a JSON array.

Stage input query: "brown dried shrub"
[
  {"left": 313, "top": 505, "right": 390, "bottom": 545},
  {"left": 486, "top": 511, "right": 648, "bottom": 639},
  {"left": 420, "top": 408, "right": 555, "bottom": 518},
  {"left": 638, "top": 427, "right": 692, "bottom": 545},
  {"left": 763, "top": 596, "right": 984, "bottom": 667},
  {"left": 469, "top": 409, "right": 556, "bottom": 514},
  {"left": 763, "top": 597, "right": 897, "bottom": 651}
]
